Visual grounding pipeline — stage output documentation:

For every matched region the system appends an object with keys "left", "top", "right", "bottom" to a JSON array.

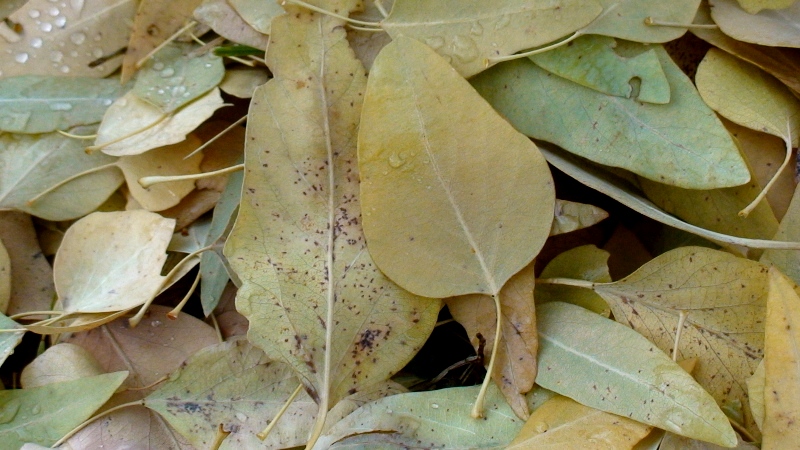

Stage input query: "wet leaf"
[
  {"left": 381, "top": 0, "right": 602, "bottom": 78},
  {"left": 536, "top": 245, "right": 611, "bottom": 316},
  {"left": 711, "top": 0, "right": 800, "bottom": 48},
  {"left": 473, "top": 46, "right": 749, "bottom": 189},
  {"left": 54, "top": 210, "right": 174, "bottom": 313},
  {"left": 0, "top": 0, "right": 137, "bottom": 78},
  {"left": 0, "top": 76, "right": 126, "bottom": 133},
  {"left": 581, "top": 0, "right": 701, "bottom": 43},
  {"left": 315, "top": 384, "right": 524, "bottom": 449},
  {"left": 507, "top": 395, "right": 652, "bottom": 449},
  {"left": 0, "top": 212, "right": 52, "bottom": 316},
  {"left": 359, "top": 36, "right": 555, "bottom": 298},
  {"left": 593, "top": 246, "right": 768, "bottom": 436},
  {"left": 0, "top": 312, "right": 24, "bottom": 367},
  {"left": 536, "top": 301, "right": 737, "bottom": 447},
  {"left": 550, "top": 199, "right": 608, "bottom": 236},
  {"left": 194, "top": 0, "right": 270, "bottom": 50},
  {"left": 529, "top": 35, "right": 670, "bottom": 104},
  {"left": 0, "top": 371, "right": 128, "bottom": 448},
  {"left": 94, "top": 88, "right": 225, "bottom": 156},
  {"left": 224, "top": 10, "right": 439, "bottom": 442},
  {"left": 145, "top": 338, "right": 316, "bottom": 449},
  {"left": 117, "top": 136, "right": 204, "bottom": 211},
  {"left": 696, "top": 48, "right": 800, "bottom": 146},
  {"left": 762, "top": 268, "right": 800, "bottom": 449},
  {"left": 0, "top": 127, "right": 124, "bottom": 221},
  {"left": 132, "top": 44, "right": 225, "bottom": 113},
  {"left": 20, "top": 343, "right": 104, "bottom": 388},
  {"left": 446, "top": 264, "right": 537, "bottom": 419}
]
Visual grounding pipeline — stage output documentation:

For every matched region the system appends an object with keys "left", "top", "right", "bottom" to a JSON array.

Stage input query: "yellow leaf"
[
  {"left": 746, "top": 359, "right": 765, "bottom": 431},
  {"left": 762, "top": 268, "right": 800, "bottom": 449},
  {"left": 735, "top": 0, "right": 797, "bottom": 13},
  {"left": 550, "top": 199, "right": 609, "bottom": 236}
]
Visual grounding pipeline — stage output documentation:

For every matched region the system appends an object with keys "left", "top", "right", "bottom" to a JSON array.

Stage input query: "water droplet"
[
  {"left": 60, "top": 65, "right": 70, "bottom": 73},
  {"left": 50, "top": 50, "right": 63, "bottom": 62},
  {"left": 386, "top": 409, "right": 393, "bottom": 414},
  {"left": 168, "top": 76, "right": 184, "bottom": 86},
  {"left": 470, "top": 22, "right": 484, "bottom": 36},
  {"left": 388, "top": 152, "right": 406, "bottom": 168},
  {"left": 495, "top": 14, "right": 511, "bottom": 30},
  {"left": 102, "top": 98, "right": 112, "bottom": 106},
  {"left": 204, "top": 63, "right": 212, "bottom": 68},
  {"left": 452, "top": 35, "right": 479, "bottom": 63},
  {"left": 54, "top": 15, "right": 67, "bottom": 27},
  {"left": 40, "top": 22, "right": 53, "bottom": 32},
  {"left": 30, "top": 38, "right": 43, "bottom": 48},
  {"left": 534, "top": 421, "right": 548, "bottom": 433},
  {"left": 48, "top": 6, "right": 59, "bottom": 16},
  {"left": 157, "top": 89, "right": 165, "bottom": 95},
  {"left": 153, "top": 62, "right": 164, "bottom": 70},
  {"left": 151, "top": 320, "right": 162, "bottom": 327},
  {"left": 70, "top": 0, "right": 84, "bottom": 12},
  {"left": 31, "top": 405, "right": 41, "bottom": 415},
  {"left": 235, "top": 412, "right": 247, "bottom": 422},
  {"left": 50, "top": 102, "right": 73, "bottom": 111},
  {"left": 70, "top": 32, "right": 85, "bottom": 45},
  {"left": 424, "top": 36, "right": 445, "bottom": 50},
  {"left": 92, "top": 48, "right": 103, "bottom": 58},
  {"left": 430, "top": 403, "right": 439, "bottom": 409},
  {"left": 160, "top": 67, "right": 175, "bottom": 77},
  {"left": 28, "top": 9, "right": 41, "bottom": 18},
  {"left": 14, "top": 52, "right": 28, "bottom": 63}
]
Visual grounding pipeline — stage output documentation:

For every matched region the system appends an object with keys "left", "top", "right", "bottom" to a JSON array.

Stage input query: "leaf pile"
[{"left": 1, "top": 0, "right": 799, "bottom": 448}]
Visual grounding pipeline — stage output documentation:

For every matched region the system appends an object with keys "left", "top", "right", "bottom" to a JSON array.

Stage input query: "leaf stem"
[
  {"left": 210, "top": 424, "right": 231, "bottom": 450},
  {"left": 135, "top": 20, "right": 198, "bottom": 69},
  {"left": 258, "top": 383, "right": 304, "bottom": 440},
  {"left": 485, "top": 31, "right": 582, "bottom": 65},
  {"left": 85, "top": 113, "right": 168, "bottom": 153},
  {"left": 57, "top": 129, "right": 98, "bottom": 139},
  {"left": 282, "top": 0, "right": 382, "bottom": 28},
  {"left": 373, "top": 0, "right": 389, "bottom": 18},
  {"left": 129, "top": 252, "right": 205, "bottom": 327},
  {"left": 26, "top": 163, "right": 119, "bottom": 205},
  {"left": 644, "top": 17, "right": 718, "bottom": 29},
  {"left": 139, "top": 164, "right": 244, "bottom": 188},
  {"left": 672, "top": 311, "right": 688, "bottom": 362},
  {"left": 166, "top": 268, "right": 201, "bottom": 320},
  {"left": 8, "top": 310, "right": 65, "bottom": 320},
  {"left": 185, "top": 115, "right": 247, "bottom": 160},
  {"left": 535, "top": 277, "right": 596, "bottom": 289},
  {"left": 471, "top": 292, "right": 503, "bottom": 418},
  {"left": 52, "top": 400, "right": 144, "bottom": 447},
  {"left": 739, "top": 131, "right": 793, "bottom": 217}
]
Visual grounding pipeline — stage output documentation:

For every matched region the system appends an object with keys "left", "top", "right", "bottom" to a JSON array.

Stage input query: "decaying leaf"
[
  {"left": 550, "top": 199, "right": 608, "bottom": 236},
  {"left": 762, "top": 268, "right": 800, "bottom": 449},
  {"left": 710, "top": 0, "right": 800, "bottom": 48},
  {"left": 54, "top": 210, "right": 174, "bottom": 314},
  {"left": 536, "top": 301, "right": 737, "bottom": 447},
  {"left": 224, "top": 9, "right": 439, "bottom": 445}
]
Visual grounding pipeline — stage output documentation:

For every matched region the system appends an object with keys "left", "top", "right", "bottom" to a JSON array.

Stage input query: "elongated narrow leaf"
[
  {"left": 223, "top": 8, "right": 439, "bottom": 437},
  {"left": 359, "top": 36, "right": 555, "bottom": 298},
  {"left": 529, "top": 35, "right": 670, "bottom": 104},
  {"left": 762, "top": 269, "right": 800, "bottom": 448},
  {"left": 747, "top": 360, "right": 766, "bottom": 430},
  {"left": 0, "top": 371, "right": 128, "bottom": 448},
  {"left": 0, "top": 127, "right": 124, "bottom": 221},
  {"left": 381, "top": 0, "right": 602, "bottom": 77},
  {"left": 473, "top": 46, "right": 749, "bottom": 189},
  {"left": 711, "top": 0, "right": 800, "bottom": 48},
  {"left": 536, "top": 301, "right": 736, "bottom": 447},
  {"left": 550, "top": 199, "right": 608, "bottom": 236},
  {"left": 593, "top": 247, "right": 767, "bottom": 436},
  {"left": 0, "top": 76, "right": 126, "bottom": 133}
]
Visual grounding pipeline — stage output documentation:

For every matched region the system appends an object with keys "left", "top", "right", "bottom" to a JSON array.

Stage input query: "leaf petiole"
[
  {"left": 258, "top": 383, "right": 304, "bottom": 440},
  {"left": 138, "top": 164, "right": 244, "bottom": 188},
  {"left": 644, "top": 17, "right": 718, "bottom": 29},
  {"left": 471, "top": 292, "right": 503, "bottom": 418},
  {"left": 739, "top": 126, "right": 794, "bottom": 217},
  {"left": 536, "top": 277, "right": 596, "bottom": 289},
  {"left": 484, "top": 31, "right": 582, "bottom": 66},
  {"left": 26, "top": 163, "right": 119, "bottom": 205},
  {"left": 51, "top": 400, "right": 145, "bottom": 447},
  {"left": 282, "top": 0, "right": 382, "bottom": 29}
]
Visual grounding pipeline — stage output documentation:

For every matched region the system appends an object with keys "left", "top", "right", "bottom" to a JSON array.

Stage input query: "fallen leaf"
[
  {"left": 446, "top": 263, "right": 538, "bottom": 420},
  {"left": 62, "top": 406, "right": 194, "bottom": 450},
  {"left": 145, "top": 338, "right": 316, "bottom": 449},
  {"left": 223, "top": 10, "right": 440, "bottom": 445},
  {"left": 536, "top": 301, "right": 737, "bottom": 447},
  {"left": 536, "top": 245, "right": 611, "bottom": 316},
  {"left": 0, "top": 127, "right": 124, "bottom": 221},
  {"left": 228, "top": 0, "right": 285, "bottom": 34},
  {"left": 0, "top": 371, "right": 128, "bottom": 448},
  {"left": 592, "top": 246, "right": 768, "bottom": 436},
  {"left": 550, "top": 199, "right": 608, "bottom": 236},
  {"left": 159, "top": 188, "right": 222, "bottom": 230},
  {"left": 746, "top": 359, "right": 765, "bottom": 431},
  {"left": 710, "top": 0, "right": 800, "bottom": 48},
  {"left": 529, "top": 35, "right": 670, "bottom": 104},
  {"left": 20, "top": 343, "right": 104, "bottom": 388},
  {"left": 762, "top": 268, "right": 800, "bottom": 449},
  {"left": 0, "top": 76, "right": 127, "bottom": 133},
  {"left": 54, "top": 210, "right": 174, "bottom": 314},
  {"left": 0, "top": 212, "right": 53, "bottom": 316},
  {"left": 0, "top": 312, "right": 24, "bottom": 367},
  {"left": 381, "top": 0, "right": 602, "bottom": 77},
  {"left": 117, "top": 136, "right": 204, "bottom": 211},
  {"left": 761, "top": 185, "right": 800, "bottom": 284},
  {"left": 507, "top": 395, "right": 652, "bottom": 449},
  {"left": 735, "top": 0, "right": 797, "bottom": 13},
  {"left": 94, "top": 88, "right": 226, "bottom": 156},
  {"left": 659, "top": 433, "right": 760, "bottom": 449},
  {"left": 0, "top": 0, "right": 137, "bottom": 78},
  {"left": 0, "top": 238, "right": 9, "bottom": 312},
  {"left": 193, "top": 0, "right": 270, "bottom": 50},
  {"left": 472, "top": 46, "right": 750, "bottom": 189},
  {"left": 581, "top": 0, "right": 702, "bottom": 43}
]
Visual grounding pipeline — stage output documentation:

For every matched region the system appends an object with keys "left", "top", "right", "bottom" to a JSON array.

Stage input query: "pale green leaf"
[
  {"left": 0, "top": 312, "right": 24, "bottom": 367},
  {"left": 0, "top": 76, "right": 126, "bottom": 133},
  {"left": 381, "top": 0, "right": 602, "bottom": 77},
  {"left": 228, "top": 0, "right": 285, "bottom": 34},
  {"left": 536, "top": 301, "right": 737, "bottom": 447},
  {"left": 0, "top": 371, "right": 128, "bottom": 448},
  {"left": 660, "top": 433, "right": 760, "bottom": 449},
  {"left": 550, "top": 199, "right": 608, "bottom": 236},
  {"left": 0, "top": 127, "right": 124, "bottom": 221},
  {"left": 472, "top": 46, "right": 749, "bottom": 189},
  {"left": 133, "top": 44, "right": 225, "bottom": 113},
  {"left": 696, "top": 48, "right": 800, "bottom": 146},
  {"left": 54, "top": 210, "right": 174, "bottom": 313},
  {"left": 193, "top": 0, "right": 270, "bottom": 50},
  {"left": 581, "top": 0, "right": 701, "bottom": 43},
  {"left": 359, "top": 36, "right": 555, "bottom": 298},
  {"left": 529, "top": 35, "right": 670, "bottom": 104},
  {"left": 315, "top": 384, "right": 524, "bottom": 449},
  {"left": 736, "top": 0, "right": 798, "bottom": 13},
  {"left": 224, "top": 10, "right": 439, "bottom": 441},
  {"left": 762, "top": 185, "right": 800, "bottom": 283},
  {"left": 0, "top": 0, "right": 137, "bottom": 78},
  {"left": 145, "top": 339, "right": 316, "bottom": 449},
  {"left": 711, "top": 0, "right": 800, "bottom": 48},
  {"left": 593, "top": 247, "right": 768, "bottom": 436},
  {"left": 536, "top": 245, "right": 611, "bottom": 316}
]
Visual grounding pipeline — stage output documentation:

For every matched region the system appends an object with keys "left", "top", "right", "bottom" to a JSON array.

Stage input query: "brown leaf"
[{"left": 0, "top": 212, "right": 55, "bottom": 316}]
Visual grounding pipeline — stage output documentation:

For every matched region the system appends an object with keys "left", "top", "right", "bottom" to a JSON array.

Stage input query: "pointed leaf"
[
  {"left": 0, "top": 312, "right": 24, "bottom": 368},
  {"left": 0, "top": 76, "right": 126, "bottom": 134},
  {"left": 536, "top": 301, "right": 736, "bottom": 447},
  {"left": 0, "top": 371, "right": 128, "bottom": 448},
  {"left": 536, "top": 245, "right": 611, "bottom": 315},
  {"left": 746, "top": 359, "right": 765, "bottom": 430},
  {"left": 550, "top": 199, "right": 608, "bottom": 236},
  {"left": 54, "top": 211, "right": 174, "bottom": 313},
  {"left": 711, "top": 0, "right": 800, "bottom": 48},
  {"left": 359, "top": 36, "right": 555, "bottom": 298},
  {"left": 381, "top": 0, "right": 602, "bottom": 77},
  {"left": 472, "top": 46, "right": 749, "bottom": 189}
]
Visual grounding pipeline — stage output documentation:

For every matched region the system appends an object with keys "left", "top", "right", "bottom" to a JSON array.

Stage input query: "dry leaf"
[
  {"left": 711, "top": 0, "right": 800, "bottom": 48},
  {"left": 20, "top": 343, "right": 104, "bottom": 388}
]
